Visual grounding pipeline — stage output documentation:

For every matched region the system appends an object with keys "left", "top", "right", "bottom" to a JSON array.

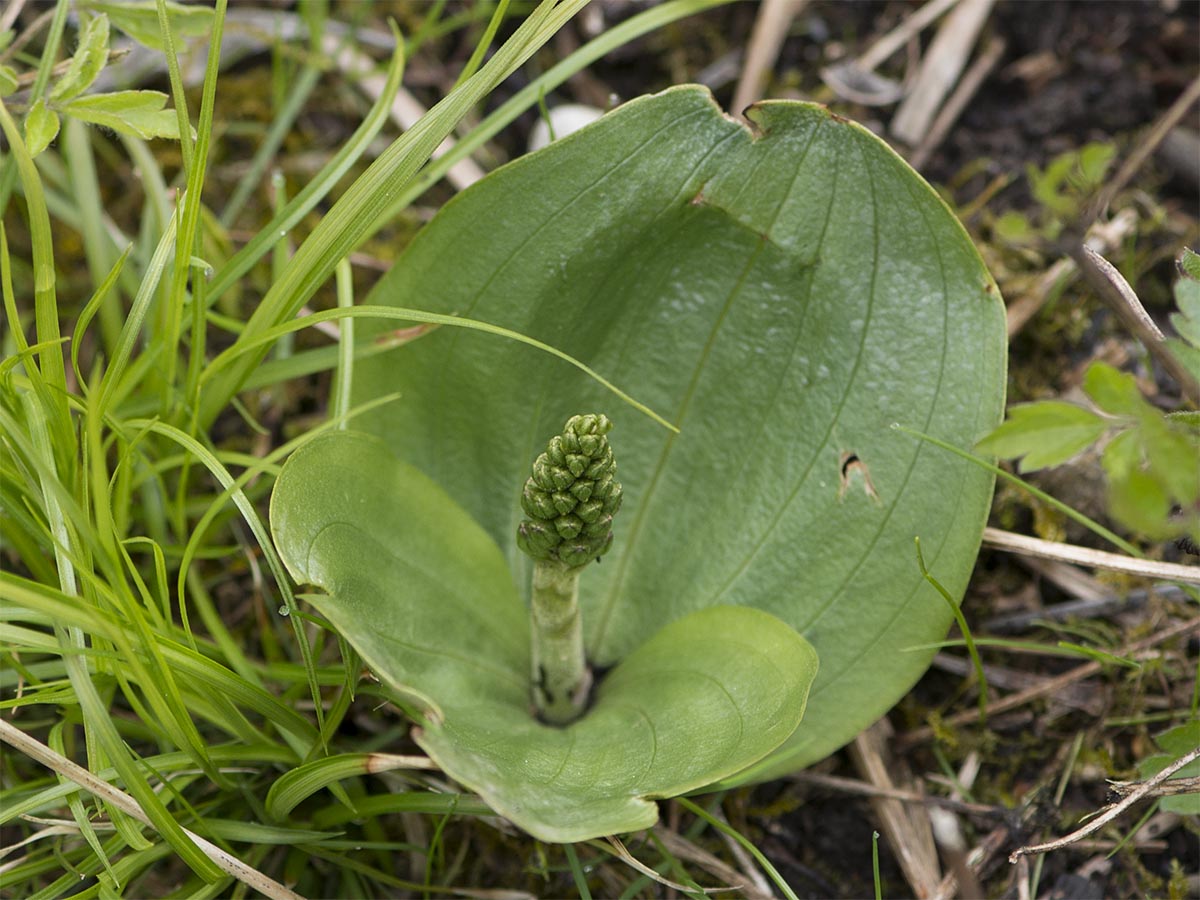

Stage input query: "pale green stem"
[{"left": 530, "top": 559, "right": 591, "bottom": 725}]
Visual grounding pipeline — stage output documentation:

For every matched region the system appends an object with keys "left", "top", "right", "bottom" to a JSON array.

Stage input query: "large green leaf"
[
  {"left": 271, "top": 431, "right": 818, "bottom": 841},
  {"left": 351, "top": 85, "right": 1006, "bottom": 782}
]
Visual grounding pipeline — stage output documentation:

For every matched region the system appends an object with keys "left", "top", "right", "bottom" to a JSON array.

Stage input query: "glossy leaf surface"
[
  {"left": 350, "top": 86, "right": 1006, "bottom": 782},
  {"left": 271, "top": 431, "right": 818, "bottom": 840}
]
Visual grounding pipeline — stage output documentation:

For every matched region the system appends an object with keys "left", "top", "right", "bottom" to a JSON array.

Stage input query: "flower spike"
[
  {"left": 518, "top": 414, "right": 623, "bottom": 569},
  {"left": 517, "top": 414, "right": 622, "bottom": 724}
]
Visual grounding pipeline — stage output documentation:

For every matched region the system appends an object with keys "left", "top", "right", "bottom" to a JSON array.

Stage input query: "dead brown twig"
[
  {"left": 898, "top": 614, "right": 1200, "bottom": 749},
  {"left": 790, "top": 770, "right": 1006, "bottom": 818},
  {"left": 1069, "top": 244, "right": 1200, "bottom": 406},
  {"left": 1005, "top": 209, "right": 1138, "bottom": 338},
  {"left": 982, "top": 527, "right": 1200, "bottom": 586},
  {"left": 850, "top": 720, "right": 943, "bottom": 899},
  {"left": 1109, "top": 774, "right": 1200, "bottom": 799},
  {"left": 731, "top": 0, "right": 809, "bottom": 116},
  {"left": 891, "top": 0, "right": 995, "bottom": 145},
  {"left": 908, "top": 35, "right": 1006, "bottom": 170},
  {"left": 1008, "top": 745, "right": 1200, "bottom": 863},
  {"left": 1080, "top": 75, "right": 1200, "bottom": 231}
]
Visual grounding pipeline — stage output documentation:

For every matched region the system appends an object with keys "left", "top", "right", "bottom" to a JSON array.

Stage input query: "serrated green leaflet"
[
  {"left": 272, "top": 85, "right": 1005, "bottom": 831},
  {"left": 976, "top": 401, "right": 1106, "bottom": 471},
  {"left": 61, "top": 90, "right": 182, "bottom": 140},
  {"left": 1083, "top": 362, "right": 1150, "bottom": 419}
]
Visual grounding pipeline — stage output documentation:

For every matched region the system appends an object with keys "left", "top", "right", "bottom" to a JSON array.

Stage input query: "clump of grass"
[{"left": 2, "top": 1, "right": 746, "bottom": 895}]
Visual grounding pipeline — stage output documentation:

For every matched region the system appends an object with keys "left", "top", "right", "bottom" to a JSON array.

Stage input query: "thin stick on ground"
[
  {"left": 1008, "top": 745, "right": 1200, "bottom": 863},
  {"left": 653, "top": 825, "right": 773, "bottom": 900},
  {"left": 1005, "top": 209, "right": 1138, "bottom": 338},
  {"left": 731, "top": 0, "right": 809, "bottom": 116},
  {"left": 899, "top": 614, "right": 1200, "bottom": 748},
  {"left": 1081, "top": 75, "right": 1200, "bottom": 229},
  {"left": 1069, "top": 245, "right": 1200, "bottom": 405},
  {"left": 909, "top": 35, "right": 1006, "bottom": 169},
  {"left": 0, "top": 719, "right": 306, "bottom": 900},
  {"left": 850, "top": 719, "right": 943, "bottom": 899},
  {"left": 858, "top": 0, "right": 962, "bottom": 72},
  {"left": 982, "top": 527, "right": 1200, "bottom": 586},
  {"left": 791, "top": 770, "right": 1005, "bottom": 818},
  {"left": 890, "top": 0, "right": 995, "bottom": 145}
]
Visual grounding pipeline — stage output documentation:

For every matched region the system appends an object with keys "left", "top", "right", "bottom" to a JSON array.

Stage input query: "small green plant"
[
  {"left": 991, "top": 142, "right": 1116, "bottom": 246},
  {"left": 977, "top": 250, "right": 1200, "bottom": 544},
  {"left": 1, "top": 11, "right": 193, "bottom": 154},
  {"left": 270, "top": 85, "right": 1007, "bottom": 839},
  {"left": 1137, "top": 720, "right": 1200, "bottom": 816},
  {"left": 3, "top": 0, "right": 1010, "bottom": 887},
  {"left": 518, "top": 413, "right": 623, "bottom": 723}
]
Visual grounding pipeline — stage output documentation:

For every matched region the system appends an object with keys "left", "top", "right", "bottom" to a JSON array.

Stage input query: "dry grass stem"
[
  {"left": 934, "top": 823, "right": 1011, "bottom": 900},
  {"left": 603, "top": 835, "right": 738, "bottom": 895},
  {"left": 931, "top": 653, "right": 1104, "bottom": 715},
  {"left": 1008, "top": 745, "right": 1200, "bottom": 863},
  {"left": 791, "top": 770, "right": 1004, "bottom": 818},
  {"left": 982, "top": 527, "right": 1200, "bottom": 586},
  {"left": 0, "top": 0, "right": 27, "bottom": 32},
  {"left": 929, "top": 806, "right": 984, "bottom": 900},
  {"left": 731, "top": 0, "right": 809, "bottom": 116},
  {"left": 909, "top": 35, "right": 1006, "bottom": 169},
  {"left": 1109, "top": 774, "right": 1200, "bottom": 799},
  {"left": 1005, "top": 208, "right": 1138, "bottom": 337},
  {"left": 890, "top": 0, "right": 994, "bottom": 145},
  {"left": 0, "top": 719, "right": 305, "bottom": 900},
  {"left": 900, "top": 614, "right": 1200, "bottom": 748},
  {"left": 652, "top": 825, "right": 774, "bottom": 900},
  {"left": 1082, "top": 75, "right": 1200, "bottom": 229},
  {"left": 1017, "top": 557, "right": 1112, "bottom": 604},
  {"left": 1070, "top": 245, "right": 1200, "bottom": 405},
  {"left": 850, "top": 719, "right": 943, "bottom": 898},
  {"left": 859, "top": 0, "right": 962, "bottom": 72}
]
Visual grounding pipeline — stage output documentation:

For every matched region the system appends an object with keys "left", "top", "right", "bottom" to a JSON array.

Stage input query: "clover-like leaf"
[
  {"left": 271, "top": 431, "right": 818, "bottom": 841},
  {"left": 61, "top": 90, "right": 182, "bottom": 140},
  {"left": 351, "top": 86, "right": 1006, "bottom": 781}
]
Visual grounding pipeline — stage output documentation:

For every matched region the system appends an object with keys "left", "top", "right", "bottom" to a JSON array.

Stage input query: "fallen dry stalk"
[
  {"left": 858, "top": 0, "right": 962, "bottom": 72},
  {"left": 1005, "top": 209, "right": 1138, "bottom": 338},
  {"left": 0, "top": 718, "right": 305, "bottom": 900},
  {"left": 851, "top": 720, "right": 943, "bottom": 898},
  {"left": 1008, "top": 745, "right": 1200, "bottom": 863},
  {"left": 899, "top": 615, "right": 1200, "bottom": 748},
  {"left": 653, "top": 824, "right": 773, "bottom": 900},
  {"left": 982, "top": 527, "right": 1200, "bottom": 586},
  {"left": 791, "top": 770, "right": 1004, "bottom": 818},
  {"left": 909, "top": 35, "right": 1007, "bottom": 169},
  {"left": 891, "top": 0, "right": 995, "bottom": 145},
  {"left": 731, "top": 0, "right": 809, "bottom": 116},
  {"left": 1082, "top": 75, "right": 1200, "bottom": 229},
  {"left": 1109, "top": 774, "right": 1200, "bottom": 799},
  {"left": 604, "top": 835, "right": 737, "bottom": 895},
  {"left": 1069, "top": 245, "right": 1200, "bottom": 405}
]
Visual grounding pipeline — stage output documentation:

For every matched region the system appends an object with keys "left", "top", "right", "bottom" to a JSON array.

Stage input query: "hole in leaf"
[{"left": 838, "top": 451, "right": 880, "bottom": 503}]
